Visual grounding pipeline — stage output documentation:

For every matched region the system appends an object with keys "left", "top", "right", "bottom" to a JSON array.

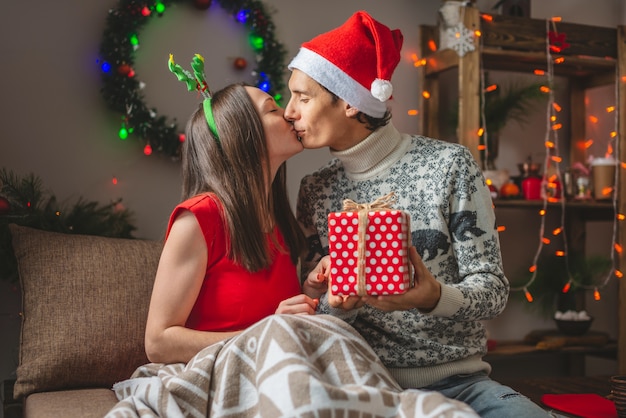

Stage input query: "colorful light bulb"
[
  {"left": 237, "top": 10, "right": 249, "bottom": 23},
  {"left": 259, "top": 80, "right": 270, "bottom": 92},
  {"left": 250, "top": 34, "right": 264, "bottom": 50},
  {"left": 119, "top": 125, "right": 129, "bottom": 140}
]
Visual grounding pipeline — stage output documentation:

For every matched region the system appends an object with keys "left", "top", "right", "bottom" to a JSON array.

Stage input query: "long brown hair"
[{"left": 181, "top": 83, "right": 305, "bottom": 272}]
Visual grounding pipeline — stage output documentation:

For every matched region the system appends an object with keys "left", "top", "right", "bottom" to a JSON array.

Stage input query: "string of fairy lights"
[
  {"left": 416, "top": 11, "right": 623, "bottom": 305},
  {"left": 513, "top": 16, "right": 622, "bottom": 303},
  {"left": 516, "top": 16, "right": 573, "bottom": 302}
]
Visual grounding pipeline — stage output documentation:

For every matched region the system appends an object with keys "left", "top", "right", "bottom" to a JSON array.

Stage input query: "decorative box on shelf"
[{"left": 328, "top": 193, "right": 413, "bottom": 296}]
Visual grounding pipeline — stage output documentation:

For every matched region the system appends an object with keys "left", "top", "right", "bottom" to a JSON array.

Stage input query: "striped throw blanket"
[{"left": 105, "top": 314, "right": 478, "bottom": 417}]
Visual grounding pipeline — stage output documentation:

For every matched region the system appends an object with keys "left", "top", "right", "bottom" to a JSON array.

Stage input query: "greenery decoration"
[
  {"left": 0, "top": 168, "right": 137, "bottom": 283},
  {"left": 448, "top": 73, "right": 548, "bottom": 170},
  {"left": 510, "top": 252, "right": 612, "bottom": 318},
  {"left": 98, "top": 0, "right": 287, "bottom": 159}
]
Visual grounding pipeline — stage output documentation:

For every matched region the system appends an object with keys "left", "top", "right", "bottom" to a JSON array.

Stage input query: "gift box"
[{"left": 328, "top": 194, "right": 412, "bottom": 296}]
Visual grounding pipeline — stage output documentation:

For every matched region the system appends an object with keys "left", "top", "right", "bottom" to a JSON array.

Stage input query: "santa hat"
[{"left": 288, "top": 11, "right": 403, "bottom": 118}]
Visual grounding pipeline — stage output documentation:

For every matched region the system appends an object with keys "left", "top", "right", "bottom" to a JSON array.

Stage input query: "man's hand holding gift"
[{"left": 362, "top": 246, "right": 441, "bottom": 313}]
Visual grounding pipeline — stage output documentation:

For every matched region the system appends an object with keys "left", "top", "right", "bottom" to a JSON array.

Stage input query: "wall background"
[{"left": 1, "top": 0, "right": 625, "bottom": 391}]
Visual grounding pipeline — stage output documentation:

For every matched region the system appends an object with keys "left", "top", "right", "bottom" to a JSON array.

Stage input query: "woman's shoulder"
[
  {"left": 170, "top": 193, "right": 225, "bottom": 228},
  {"left": 177, "top": 193, "right": 222, "bottom": 213},
  {"left": 168, "top": 193, "right": 226, "bottom": 240}
]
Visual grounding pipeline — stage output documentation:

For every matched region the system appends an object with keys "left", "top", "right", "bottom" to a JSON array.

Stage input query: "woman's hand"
[
  {"left": 362, "top": 246, "right": 441, "bottom": 312},
  {"left": 302, "top": 255, "right": 365, "bottom": 311},
  {"left": 303, "top": 255, "right": 330, "bottom": 299},
  {"left": 328, "top": 293, "right": 364, "bottom": 310},
  {"left": 275, "top": 294, "right": 319, "bottom": 315},
  {"left": 325, "top": 273, "right": 365, "bottom": 310}
]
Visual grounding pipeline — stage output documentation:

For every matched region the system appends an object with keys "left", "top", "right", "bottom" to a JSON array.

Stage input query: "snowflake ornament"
[{"left": 444, "top": 23, "right": 475, "bottom": 57}]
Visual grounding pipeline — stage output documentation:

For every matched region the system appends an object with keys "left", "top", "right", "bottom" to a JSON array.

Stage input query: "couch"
[{"left": 7, "top": 224, "right": 163, "bottom": 418}]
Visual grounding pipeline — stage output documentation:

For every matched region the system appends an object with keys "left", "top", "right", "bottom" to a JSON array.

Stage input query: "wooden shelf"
[
  {"left": 417, "top": 6, "right": 626, "bottom": 374},
  {"left": 487, "top": 341, "right": 617, "bottom": 360},
  {"left": 423, "top": 47, "right": 616, "bottom": 81},
  {"left": 485, "top": 333, "right": 617, "bottom": 381},
  {"left": 420, "top": 13, "right": 617, "bottom": 81},
  {"left": 493, "top": 199, "right": 615, "bottom": 221},
  {"left": 493, "top": 199, "right": 614, "bottom": 209}
]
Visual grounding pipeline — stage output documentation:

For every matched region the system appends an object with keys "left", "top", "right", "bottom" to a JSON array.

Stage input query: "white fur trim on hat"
[{"left": 289, "top": 48, "right": 388, "bottom": 118}]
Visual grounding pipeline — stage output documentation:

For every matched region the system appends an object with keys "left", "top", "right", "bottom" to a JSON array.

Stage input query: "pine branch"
[
  {"left": 0, "top": 168, "right": 137, "bottom": 283},
  {"left": 445, "top": 75, "right": 548, "bottom": 137},
  {"left": 484, "top": 80, "right": 547, "bottom": 134},
  {"left": 510, "top": 252, "right": 612, "bottom": 317}
]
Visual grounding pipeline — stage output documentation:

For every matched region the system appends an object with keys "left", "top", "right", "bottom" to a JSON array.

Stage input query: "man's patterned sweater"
[{"left": 296, "top": 123, "right": 510, "bottom": 388}]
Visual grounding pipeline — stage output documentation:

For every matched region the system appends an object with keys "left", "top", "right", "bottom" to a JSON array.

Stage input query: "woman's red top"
[{"left": 166, "top": 194, "right": 301, "bottom": 331}]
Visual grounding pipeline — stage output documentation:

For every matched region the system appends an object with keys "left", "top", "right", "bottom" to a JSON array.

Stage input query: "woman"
[{"left": 145, "top": 55, "right": 317, "bottom": 364}]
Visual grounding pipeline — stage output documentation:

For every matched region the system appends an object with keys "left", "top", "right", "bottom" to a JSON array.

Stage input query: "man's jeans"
[{"left": 423, "top": 372, "right": 560, "bottom": 417}]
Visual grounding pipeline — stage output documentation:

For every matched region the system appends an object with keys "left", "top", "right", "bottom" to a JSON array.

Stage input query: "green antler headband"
[{"left": 168, "top": 53, "right": 220, "bottom": 143}]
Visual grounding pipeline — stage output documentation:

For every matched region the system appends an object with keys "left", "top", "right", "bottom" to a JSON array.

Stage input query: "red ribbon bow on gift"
[{"left": 342, "top": 192, "right": 398, "bottom": 296}]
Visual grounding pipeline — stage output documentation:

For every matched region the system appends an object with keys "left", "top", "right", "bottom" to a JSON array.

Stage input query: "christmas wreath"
[{"left": 98, "top": 0, "right": 287, "bottom": 159}]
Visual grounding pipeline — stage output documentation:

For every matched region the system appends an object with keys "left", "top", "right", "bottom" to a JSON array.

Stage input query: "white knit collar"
[{"left": 331, "top": 123, "right": 411, "bottom": 180}]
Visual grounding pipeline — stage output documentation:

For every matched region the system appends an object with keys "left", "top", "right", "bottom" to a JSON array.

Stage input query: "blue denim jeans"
[{"left": 422, "top": 372, "right": 559, "bottom": 417}]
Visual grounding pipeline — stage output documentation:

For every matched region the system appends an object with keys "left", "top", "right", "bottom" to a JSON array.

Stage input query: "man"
[{"left": 284, "top": 10, "right": 552, "bottom": 418}]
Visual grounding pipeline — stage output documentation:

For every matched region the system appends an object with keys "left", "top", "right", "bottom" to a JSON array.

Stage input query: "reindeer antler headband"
[{"left": 168, "top": 53, "right": 219, "bottom": 143}]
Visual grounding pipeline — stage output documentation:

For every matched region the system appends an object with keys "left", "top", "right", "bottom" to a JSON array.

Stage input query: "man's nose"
[{"left": 283, "top": 99, "right": 296, "bottom": 121}]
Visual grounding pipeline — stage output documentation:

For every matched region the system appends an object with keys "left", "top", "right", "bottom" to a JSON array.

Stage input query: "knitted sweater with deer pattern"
[{"left": 296, "top": 122, "right": 509, "bottom": 389}]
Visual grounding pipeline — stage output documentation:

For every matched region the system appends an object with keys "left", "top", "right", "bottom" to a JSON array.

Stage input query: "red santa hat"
[{"left": 288, "top": 11, "right": 403, "bottom": 118}]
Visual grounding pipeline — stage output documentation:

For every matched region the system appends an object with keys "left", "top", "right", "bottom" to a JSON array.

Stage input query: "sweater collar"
[{"left": 331, "top": 123, "right": 410, "bottom": 180}]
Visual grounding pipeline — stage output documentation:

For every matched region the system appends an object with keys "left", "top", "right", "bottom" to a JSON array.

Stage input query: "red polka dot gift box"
[{"left": 328, "top": 193, "right": 412, "bottom": 296}]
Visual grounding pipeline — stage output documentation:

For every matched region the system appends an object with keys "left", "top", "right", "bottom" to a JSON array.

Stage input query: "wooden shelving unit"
[{"left": 417, "top": 5, "right": 626, "bottom": 373}]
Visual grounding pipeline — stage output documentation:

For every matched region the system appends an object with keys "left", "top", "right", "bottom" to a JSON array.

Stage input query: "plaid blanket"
[{"left": 105, "top": 314, "right": 478, "bottom": 417}]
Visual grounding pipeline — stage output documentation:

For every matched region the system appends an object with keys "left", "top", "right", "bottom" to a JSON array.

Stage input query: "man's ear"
[{"left": 345, "top": 103, "right": 360, "bottom": 117}]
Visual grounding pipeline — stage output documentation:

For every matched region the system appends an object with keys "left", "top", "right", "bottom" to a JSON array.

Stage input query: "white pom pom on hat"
[
  {"left": 288, "top": 11, "right": 403, "bottom": 118},
  {"left": 371, "top": 78, "right": 393, "bottom": 102}
]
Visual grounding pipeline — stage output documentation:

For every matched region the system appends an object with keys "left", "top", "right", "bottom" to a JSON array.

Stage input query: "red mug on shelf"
[{"left": 522, "top": 176, "right": 542, "bottom": 200}]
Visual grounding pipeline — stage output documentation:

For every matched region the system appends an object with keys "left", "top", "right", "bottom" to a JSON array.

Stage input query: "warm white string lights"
[{"left": 504, "top": 16, "right": 621, "bottom": 303}]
